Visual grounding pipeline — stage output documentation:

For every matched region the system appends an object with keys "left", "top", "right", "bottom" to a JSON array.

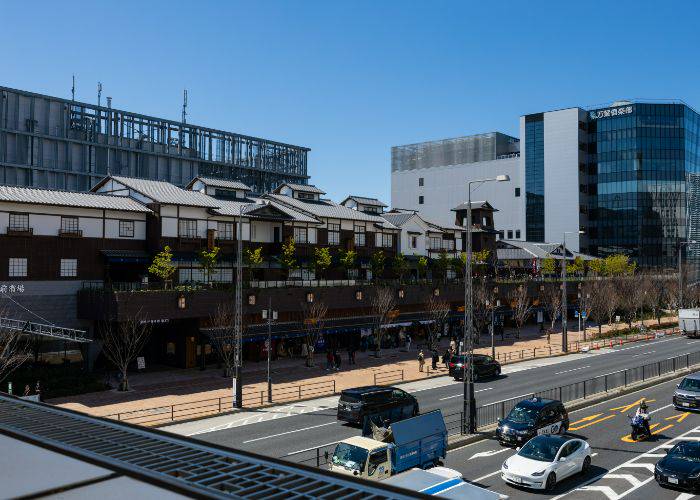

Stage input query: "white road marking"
[
  {"left": 604, "top": 473, "right": 644, "bottom": 486},
  {"left": 473, "top": 470, "right": 501, "bottom": 482},
  {"left": 469, "top": 448, "right": 509, "bottom": 460},
  {"left": 242, "top": 421, "right": 338, "bottom": 443},
  {"left": 674, "top": 493, "right": 695, "bottom": 500},
  {"left": 555, "top": 365, "right": 591, "bottom": 375},
  {"left": 439, "top": 387, "right": 493, "bottom": 401},
  {"left": 578, "top": 485, "right": 617, "bottom": 500},
  {"left": 286, "top": 441, "right": 339, "bottom": 455}
]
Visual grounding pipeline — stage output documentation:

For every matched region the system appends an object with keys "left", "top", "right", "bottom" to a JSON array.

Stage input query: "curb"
[{"left": 445, "top": 362, "right": 697, "bottom": 451}]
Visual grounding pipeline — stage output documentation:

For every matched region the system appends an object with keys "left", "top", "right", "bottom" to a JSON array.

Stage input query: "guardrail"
[
  {"left": 374, "top": 369, "right": 404, "bottom": 385},
  {"left": 105, "top": 379, "right": 336, "bottom": 426}
]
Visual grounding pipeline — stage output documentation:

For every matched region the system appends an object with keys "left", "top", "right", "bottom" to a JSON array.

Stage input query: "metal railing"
[
  {"left": 105, "top": 379, "right": 336, "bottom": 426},
  {"left": 0, "top": 317, "right": 90, "bottom": 343},
  {"left": 374, "top": 369, "right": 404, "bottom": 385}
]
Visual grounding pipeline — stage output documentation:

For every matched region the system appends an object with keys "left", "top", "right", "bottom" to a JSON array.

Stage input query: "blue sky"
[{"left": 2, "top": 1, "right": 699, "bottom": 202}]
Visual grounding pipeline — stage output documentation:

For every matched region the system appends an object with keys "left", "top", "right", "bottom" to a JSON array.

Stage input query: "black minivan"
[
  {"left": 496, "top": 397, "right": 569, "bottom": 446},
  {"left": 337, "top": 386, "right": 419, "bottom": 425},
  {"left": 450, "top": 354, "right": 501, "bottom": 381}
]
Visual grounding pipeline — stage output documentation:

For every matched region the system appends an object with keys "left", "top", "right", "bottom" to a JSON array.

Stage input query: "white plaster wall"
[
  {"left": 543, "top": 108, "right": 582, "bottom": 251},
  {"left": 104, "top": 219, "right": 147, "bottom": 239},
  {"left": 391, "top": 156, "right": 522, "bottom": 238}
]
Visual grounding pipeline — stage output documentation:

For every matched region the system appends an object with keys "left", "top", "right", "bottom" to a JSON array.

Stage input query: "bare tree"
[
  {"left": 472, "top": 279, "right": 492, "bottom": 346},
  {"left": 541, "top": 283, "right": 562, "bottom": 337},
  {"left": 601, "top": 279, "right": 621, "bottom": 327},
  {"left": 99, "top": 312, "right": 152, "bottom": 391},
  {"left": 425, "top": 296, "right": 450, "bottom": 351},
  {"left": 372, "top": 287, "right": 396, "bottom": 357},
  {"left": 208, "top": 304, "right": 238, "bottom": 377},
  {"left": 582, "top": 280, "right": 607, "bottom": 338},
  {"left": 617, "top": 278, "right": 641, "bottom": 329},
  {"left": 647, "top": 275, "right": 672, "bottom": 326},
  {"left": 0, "top": 327, "right": 30, "bottom": 385},
  {"left": 302, "top": 300, "right": 328, "bottom": 367},
  {"left": 509, "top": 285, "right": 532, "bottom": 339}
]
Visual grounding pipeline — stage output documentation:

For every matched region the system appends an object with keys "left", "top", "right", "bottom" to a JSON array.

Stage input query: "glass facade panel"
[{"left": 525, "top": 114, "right": 545, "bottom": 241}]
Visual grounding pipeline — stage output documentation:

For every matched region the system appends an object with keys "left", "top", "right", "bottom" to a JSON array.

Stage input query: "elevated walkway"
[{"left": 0, "top": 317, "right": 90, "bottom": 343}]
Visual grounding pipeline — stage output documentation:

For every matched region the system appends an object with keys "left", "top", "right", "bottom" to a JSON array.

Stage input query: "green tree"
[
  {"left": 604, "top": 254, "right": 636, "bottom": 277},
  {"left": 148, "top": 246, "right": 176, "bottom": 286},
  {"left": 392, "top": 253, "right": 408, "bottom": 281},
  {"left": 567, "top": 256, "right": 584, "bottom": 276},
  {"left": 541, "top": 257, "right": 556, "bottom": 276},
  {"left": 417, "top": 256, "right": 428, "bottom": 280},
  {"left": 199, "top": 246, "right": 220, "bottom": 284},
  {"left": 338, "top": 249, "right": 357, "bottom": 278},
  {"left": 473, "top": 249, "right": 490, "bottom": 276},
  {"left": 371, "top": 250, "right": 386, "bottom": 280},
  {"left": 587, "top": 258, "right": 605, "bottom": 276},
  {"left": 244, "top": 246, "right": 263, "bottom": 282},
  {"left": 313, "top": 247, "right": 332, "bottom": 278},
  {"left": 434, "top": 251, "right": 450, "bottom": 281},
  {"left": 280, "top": 237, "right": 298, "bottom": 277}
]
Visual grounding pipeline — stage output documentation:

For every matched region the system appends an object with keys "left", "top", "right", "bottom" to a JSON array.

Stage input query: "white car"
[{"left": 501, "top": 435, "right": 591, "bottom": 491}]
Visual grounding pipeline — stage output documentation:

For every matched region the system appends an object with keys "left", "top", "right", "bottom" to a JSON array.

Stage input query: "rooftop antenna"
[
  {"left": 97, "top": 82, "right": 102, "bottom": 107},
  {"left": 71, "top": 75, "right": 75, "bottom": 101},
  {"left": 182, "top": 89, "right": 188, "bottom": 124}
]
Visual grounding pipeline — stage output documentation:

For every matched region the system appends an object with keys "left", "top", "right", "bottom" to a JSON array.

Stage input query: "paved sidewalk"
[{"left": 50, "top": 316, "right": 677, "bottom": 421}]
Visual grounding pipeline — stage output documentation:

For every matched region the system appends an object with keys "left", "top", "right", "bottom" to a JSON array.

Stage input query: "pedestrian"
[
  {"left": 399, "top": 329, "right": 406, "bottom": 350},
  {"left": 449, "top": 338, "right": 456, "bottom": 353},
  {"left": 347, "top": 346, "right": 353, "bottom": 365},
  {"left": 325, "top": 350, "right": 333, "bottom": 371},
  {"left": 431, "top": 350, "right": 438, "bottom": 370},
  {"left": 418, "top": 350, "right": 425, "bottom": 372},
  {"left": 351, "top": 348, "right": 356, "bottom": 365},
  {"left": 406, "top": 334, "right": 412, "bottom": 352},
  {"left": 35, "top": 381, "right": 41, "bottom": 402},
  {"left": 334, "top": 351, "right": 341, "bottom": 371},
  {"left": 442, "top": 348, "right": 451, "bottom": 369},
  {"left": 23, "top": 384, "right": 31, "bottom": 396}
]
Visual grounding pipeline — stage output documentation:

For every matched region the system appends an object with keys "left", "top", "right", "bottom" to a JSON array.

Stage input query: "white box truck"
[{"left": 679, "top": 309, "right": 700, "bottom": 338}]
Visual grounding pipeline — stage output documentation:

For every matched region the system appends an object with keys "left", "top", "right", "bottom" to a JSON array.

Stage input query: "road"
[
  {"left": 181, "top": 335, "right": 700, "bottom": 462},
  {"left": 447, "top": 376, "right": 699, "bottom": 499}
]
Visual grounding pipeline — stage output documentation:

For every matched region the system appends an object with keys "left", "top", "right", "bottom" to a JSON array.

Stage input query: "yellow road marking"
[
  {"left": 569, "top": 414, "right": 616, "bottom": 431},
  {"left": 665, "top": 412, "right": 692, "bottom": 423},
  {"left": 610, "top": 398, "right": 656, "bottom": 414},
  {"left": 652, "top": 424, "right": 674, "bottom": 435},
  {"left": 621, "top": 422, "right": 675, "bottom": 442},
  {"left": 570, "top": 413, "right": 604, "bottom": 425}
]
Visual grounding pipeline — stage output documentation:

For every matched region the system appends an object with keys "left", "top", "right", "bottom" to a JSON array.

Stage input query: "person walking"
[
  {"left": 334, "top": 351, "right": 341, "bottom": 371},
  {"left": 325, "top": 350, "right": 334, "bottom": 371},
  {"left": 442, "top": 348, "right": 451, "bottom": 369},
  {"left": 418, "top": 350, "right": 425, "bottom": 372},
  {"left": 431, "top": 350, "right": 439, "bottom": 370},
  {"left": 449, "top": 338, "right": 456, "bottom": 353},
  {"left": 406, "top": 334, "right": 412, "bottom": 352}
]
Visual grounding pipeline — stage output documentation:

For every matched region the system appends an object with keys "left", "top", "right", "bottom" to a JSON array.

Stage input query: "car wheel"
[
  {"left": 496, "top": 367, "right": 501, "bottom": 376},
  {"left": 582, "top": 455, "right": 591, "bottom": 474},
  {"left": 545, "top": 472, "right": 557, "bottom": 492}
]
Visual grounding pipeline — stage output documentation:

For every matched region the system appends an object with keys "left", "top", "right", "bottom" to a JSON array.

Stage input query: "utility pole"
[
  {"left": 71, "top": 75, "right": 75, "bottom": 101},
  {"left": 262, "top": 297, "right": 277, "bottom": 403},
  {"left": 561, "top": 230, "right": 583, "bottom": 352},
  {"left": 679, "top": 240, "right": 697, "bottom": 310},
  {"left": 463, "top": 175, "right": 509, "bottom": 434},
  {"left": 97, "top": 82, "right": 102, "bottom": 108},
  {"left": 233, "top": 204, "right": 243, "bottom": 408}
]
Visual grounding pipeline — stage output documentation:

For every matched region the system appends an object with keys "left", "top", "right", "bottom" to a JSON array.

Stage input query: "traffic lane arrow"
[
  {"left": 666, "top": 412, "right": 692, "bottom": 423},
  {"left": 569, "top": 414, "right": 616, "bottom": 431},
  {"left": 610, "top": 398, "right": 656, "bottom": 414},
  {"left": 469, "top": 448, "right": 509, "bottom": 460}
]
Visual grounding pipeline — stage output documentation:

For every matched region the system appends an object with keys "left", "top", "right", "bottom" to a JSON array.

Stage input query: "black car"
[
  {"left": 336, "top": 386, "right": 419, "bottom": 425},
  {"left": 655, "top": 441, "right": 700, "bottom": 491},
  {"left": 450, "top": 354, "right": 501, "bottom": 381},
  {"left": 496, "top": 397, "right": 569, "bottom": 446}
]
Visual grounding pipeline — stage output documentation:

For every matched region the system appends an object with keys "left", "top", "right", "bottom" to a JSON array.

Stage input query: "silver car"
[{"left": 673, "top": 373, "right": 700, "bottom": 410}]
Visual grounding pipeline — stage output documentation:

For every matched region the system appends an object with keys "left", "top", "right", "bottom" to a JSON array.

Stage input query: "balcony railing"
[
  {"left": 6, "top": 227, "right": 33, "bottom": 236},
  {"left": 58, "top": 229, "right": 83, "bottom": 237}
]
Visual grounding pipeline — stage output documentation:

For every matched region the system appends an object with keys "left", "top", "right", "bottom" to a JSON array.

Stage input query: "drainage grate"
[{"left": 0, "top": 395, "right": 422, "bottom": 499}]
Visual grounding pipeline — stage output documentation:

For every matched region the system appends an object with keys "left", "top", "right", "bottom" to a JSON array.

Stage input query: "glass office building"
[
  {"left": 524, "top": 113, "right": 545, "bottom": 242},
  {"left": 587, "top": 102, "right": 700, "bottom": 267}
]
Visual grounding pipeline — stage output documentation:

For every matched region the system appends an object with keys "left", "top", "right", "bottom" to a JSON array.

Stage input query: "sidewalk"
[{"left": 50, "top": 315, "right": 678, "bottom": 422}]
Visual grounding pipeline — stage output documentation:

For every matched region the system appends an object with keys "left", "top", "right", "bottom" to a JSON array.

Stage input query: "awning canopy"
[{"left": 100, "top": 249, "right": 151, "bottom": 264}]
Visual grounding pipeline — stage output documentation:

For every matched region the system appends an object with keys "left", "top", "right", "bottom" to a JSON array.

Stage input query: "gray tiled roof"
[
  {"left": 186, "top": 177, "right": 252, "bottom": 191},
  {"left": 273, "top": 183, "right": 326, "bottom": 195},
  {"left": 341, "top": 195, "right": 387, "bottom": 207},
  {"left": 452, "top": 200, "right": 498, "bottom": 212},
  {"left": 381, "top": 212, "right": 416, "bottom": 228},
  {"left": 0, "top": 185, "right": 151, "bottom": 213},
  {"left": 497, "top": 240, "right": 595, "bottom": 260},
  {"left": 213, "top": 199, "right": 320, "bottom": 223},
  {"left": 101, "top": 176, "right": 221, "bottom": 208},
  {"left": 266, "top": 194, "right": 396, "bottom": 228}
]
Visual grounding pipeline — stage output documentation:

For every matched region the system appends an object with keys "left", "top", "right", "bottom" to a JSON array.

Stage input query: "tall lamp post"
[
  {"left": 463, "top": 174, "right": 509, "bottom": 434},
  {"left": 233, "top": 204, "right": 244, "bottom": 408},
  {"left": 262, "top": 298, "right": 278, "bottom": 403},
  {"left": 679, "top": 240, "right": 697, "bottom": 310},
  {"left": 561, "top": 230, "right": 583, "bottom": 353}
]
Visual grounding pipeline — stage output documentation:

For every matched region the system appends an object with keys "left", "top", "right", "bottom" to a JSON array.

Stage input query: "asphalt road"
[
  {"left": 447, "top": 376, "right": 700, "bottom": 499},
  {"left": 191, "top": 335, "right": 700, "bottom": 462}
]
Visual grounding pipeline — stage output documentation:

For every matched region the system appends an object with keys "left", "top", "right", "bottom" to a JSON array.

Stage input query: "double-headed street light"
[
  {"left": 463, "top": 174, "right": 509, "bottom": 434},
  {"left": 678, "top": 240, "right": 697, "bottom": 310},
  {"left": 561, "top": 230, "right": 584, "bottom": 352}
]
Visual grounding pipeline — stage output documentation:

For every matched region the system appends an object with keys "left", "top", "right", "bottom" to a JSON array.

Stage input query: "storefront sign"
[
  {"left": 589, "top": 105, "right": 634, "bottom": 120},
  {"left": 137, "top": 356, "right": 146, "bottom": 370},
  {"left": 0, "top": 284, "right": 25, "bottom": 293}
]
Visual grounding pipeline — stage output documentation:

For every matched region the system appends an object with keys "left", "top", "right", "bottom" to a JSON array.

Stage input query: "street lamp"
[
  {"left": 233, "top": 203, "right": 244, "bottom": 408},
  {"left": 561, "top": 230, "right": 584, "bottom": 353},
  {"left": 262, "top": 298, "right": 278, "bottom": 403},
  {"left": 463, "top": 174, "right": 509, "bottom": 434},
  {"left": 678, "top": 240, "right": 697, "bottom": 310}
]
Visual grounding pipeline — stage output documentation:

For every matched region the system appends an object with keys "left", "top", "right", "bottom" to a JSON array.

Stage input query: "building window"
[
  {"left": 119, "top": 220, "right": 134, "bottom": 238},
  {"left": 355, "top": 290, "right": 363, "bottom": 301},
  {"left": 418, "top": 196, "right": 424, "bottom": 205},
  {"left": 60, "top": 216, "right": 79, "bottom": 234},
  {"left": 248, "top": 294, "right": 256, "bottom": 305},
  {"left": 515, "top": 187, "right": 521, "bottom": 197},
  {"left": 306, "top": 292, "right": 314, "bottom": 303},
  {"left": 507, "top": 230, "right": 513, "bottom": 239},
  {"left": 327, "top": 223, "right": 340, "bottom": 245},
  {"left": 442, "top": 239, "right": 455, "bottom": 251},
  {"left": 9, "top": 213, "right": 29, "bottom": 232},
  {"left": 428, "top": 236, "right": 441, "bottom": 250},
  {"left": 398, "top": 289, "right": 405, "bottom": 299},
  {"left": 8, "top": 258, "right": 27, "bottom": 277},
  {"left": 418, "top": 177, "right": 424, "bottom": 187},
  {"left": 354, "top": 225, "right": 365, "bottom": 247},
  {"left": 377, "top": 233, "right": 393, "bottom": 248},
  {"left": 293, "top": 227, "right": 308, "bottom": 244},
  {"left": 297, "top": 192, "right": 315, "bottom": 200},
  {"left": 515, "top": 230, "right": 521, "bottom": 239},
  {"left": 410, "top": 236, "right": 418, "bottom": 249},
  {"left": 60, "top": 258, "right": 77, "bottom": 278},
  {"left": 217, "top": 222, "right": 234, "bottom": 240},
  {"left": 498, "top": 230, "right": 504, "bottom": 240},
  {"left": 179, "top": 219, "right": 197, "bottom": 238}
]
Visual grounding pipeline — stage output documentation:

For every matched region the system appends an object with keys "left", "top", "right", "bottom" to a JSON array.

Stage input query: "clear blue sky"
[{"left": 2, "top": 1, "right": 699, "bottom": 202}]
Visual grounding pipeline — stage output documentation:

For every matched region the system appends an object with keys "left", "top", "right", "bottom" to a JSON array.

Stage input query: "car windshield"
[
  {"left": 518, "top": 437, "right": 562, "bottom": 462},
  {"left": 679, "top": 378, "right": 700, "bottom": 392},
  {"left": 332, "top": 443, "right": 368, "bottom": 471},
  {"left": 506, "top": 405, "right": 539, "bottom": 424},
  {"left": 340, "top": 393, "right": 361, "bottom": 403},
  {"left": 669, "top": 443, "right": 700, "bottom": 461}
]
